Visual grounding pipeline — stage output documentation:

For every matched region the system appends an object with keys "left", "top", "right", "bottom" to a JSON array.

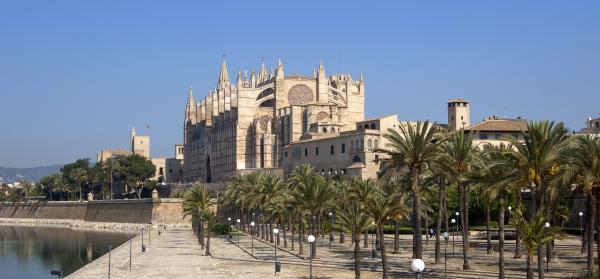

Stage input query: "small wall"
[{"left": 0, "top": 199, "right": 190, "bottom": 225}]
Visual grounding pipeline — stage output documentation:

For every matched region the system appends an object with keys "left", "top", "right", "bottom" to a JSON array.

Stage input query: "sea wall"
[{"left": 0, "top": 198, "right": 190, "bottom": 225}]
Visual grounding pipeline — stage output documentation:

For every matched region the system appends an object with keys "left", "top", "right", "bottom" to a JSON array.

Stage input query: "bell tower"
[{"left": 448, "top": 99, "right": 470, "bottom": 131}]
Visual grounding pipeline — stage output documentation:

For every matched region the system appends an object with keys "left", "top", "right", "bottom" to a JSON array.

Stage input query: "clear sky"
[{"left": 1, "top": 1, "right": 599, "bottom": 168}]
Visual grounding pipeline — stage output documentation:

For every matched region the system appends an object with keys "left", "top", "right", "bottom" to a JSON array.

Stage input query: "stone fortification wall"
[{"left": 0, "top": 199, "right": 190, "bottom": 225}]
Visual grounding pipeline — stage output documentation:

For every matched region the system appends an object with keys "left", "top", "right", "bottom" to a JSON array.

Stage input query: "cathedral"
[{"left": 182, "top": 59, "right": 365, "bottom": 183}]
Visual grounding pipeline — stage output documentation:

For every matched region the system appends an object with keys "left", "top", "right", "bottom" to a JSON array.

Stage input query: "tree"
[
  {"left": 70, "top": 168, "right": 88, "bottom": 201},
  {"left": 349, "top": 178, "right": 376, "bottom": 248},
  {"left": 510, "top": 209, "right": 561, "bottom": 279},
  {"left": 365, "top": 189, "right": 408, "bottom": 279},
  {"left": 201, "top": 209, "right": 218, "bottom": 256},
  {"left": 182, "top": 184, "right": 213, "bottom": 249},
  {"left": 440, "top": 130, "right": 478, "bottom": 270},
  {"left": 52, "top": 174, "right": 70, "bottom": 201},
  {"left": 338, "top": 201, "right": 372, "bottom": 279},
  {"left": 377, "top": 121, "right": 444, "bottom": 259},
  {"left": 117, "top": 154, "right": 156, "bottom": 199}
]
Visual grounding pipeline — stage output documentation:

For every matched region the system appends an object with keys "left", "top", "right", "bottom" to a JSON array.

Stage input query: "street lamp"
[
  {"left": 236, "top": 219, "right": 241, "bottom": 247},
  {"left": 308, "top": 235, "right": 316, "bottom": 279},
  {"left": 328, "top": 211, "right": 334, "bottom": 249},
  {"left": 250, "top": 221, "right": 255, "bottom": 255},
  {"left": 451, "top": 219, "right": 456, "bottom": 255},
  {"left": 544, "top": 222, "right": 550, "bottom": 273},
  {"left": 273, "top": 228, "right": 281, "bottom": 273},
  {"left": 455, "top": 211, "right": 460, "bottom": 232},
  {"left": 411, "top": 258, "right": 425, "bottom": 279},
  {"left": 579, "top": 211, "right": 584, "bottom": 253},
  {"left": 371, "top": 221, "right": 376, "bottom": 260},
  {"left": 443, "top": 232, "right": 449, "bottom": 279},
  {"left": 227, "top": 217, "right": 232, "bottom": 240}
]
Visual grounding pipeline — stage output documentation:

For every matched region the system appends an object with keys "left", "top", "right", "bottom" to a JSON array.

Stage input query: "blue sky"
[{"left": 1, "top": 1, "right": 599, "bottom": 167}]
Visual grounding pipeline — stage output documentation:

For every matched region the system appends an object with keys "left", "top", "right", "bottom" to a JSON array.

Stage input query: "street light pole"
[
  {"left": 308, "top": 235, "right": 315, "bottom": 279},
  {"left": 443, "top": 232, "right": 449, "bottom": 279},
  {"left": 274, "top": 228, "right": 280, "bottom": 274},
  {"left": 451, "top": 219, "right": 456, "bottom": 256},
  {"left": 237, "top": 219, "right": 241, "bottom": 247},
  {"left": 371, "top": 221, "right": 375, "bottom": 261},
  {"left": 579, "top": 211, "right": 584, "bottom": 253},
  {"left": 411, "top": 258, "right": 425, "bottom": 279},
  {"left": 250, "top": 222, "right": 255, "bottom": 255},
  {"left": 329, "top": 211, "right": 333, "bottom": 249},
  {"left": 545, "top": 222, "right": 550, "bottom": 273}
]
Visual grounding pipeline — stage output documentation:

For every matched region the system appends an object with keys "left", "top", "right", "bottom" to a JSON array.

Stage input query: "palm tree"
[
  {"left": 53, "top": 175, "right": 70, "bottom": 201},
  {"left": 559, "top": 135, "right": 600, "bottom": 273},
  {"left": 70, "top": 167, "right": 89, "bottom": 202},
  {"left": 18, "top": 180, "right": 34, "bottom": 199},
  {"left": 201, "top": 209, "right": 218, "bottom": 256},
  {"left": 338, "top": 201, "right": 372, "bottom": 279},
  {"left": 182, "top": 184, "right": 212, "bottom": 249},
  {"left": 510, "top": 209, "right": 561, "bottom": 279},
  {"left": 440, "top": 130, "right": 477, "bottom": 270},
  {"left": 366, "top": 189, "right": 408, "bottom": 279},
  {"left": 377, "top": 121, "right": 444, "bottom": 259},
  {"left": 349, "top": 178, "right": 376, "bottom": 248}
]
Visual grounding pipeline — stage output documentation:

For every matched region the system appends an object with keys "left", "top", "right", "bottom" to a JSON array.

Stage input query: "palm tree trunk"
[
  {"left": 363, "top": 230, "right": 368, "bottom": 248},
  {"left": 514, "top": 188, "right": 522, "bottom": 258},
  {"left": 340, "top": 224, "right": 345, "bottom": 243},
  {"left": 498, "top": 192, "right": 505, "bottom": 279},
  {"left": 413, "top": 173, "right": 423, "bottom": 259},
  {"left": 311, "top": 215, "right": 317, "bottom": 258},
  {"left": 299, "top": 220, "right": 304, "bottom": 255},
  {"left": 375, "top": 227, "right": 381, "bottom": 251},
  {"left": 425, "top": 213, "right": 429, "bottom": 246},
  {"left": 587, "top": 191, "right": 595, "bottom": 271},
  {"left": 394, "top": 221, "right": 400, "bottom": 254},
  {"left": 486, "top": 201, "right": 492, "bottom": 254},
  {"left": 205, "top": 223, "right": 211, "bottom": 256},
  {"left": 199, "top": 220, "right": 205, "bottom": 249},
  {"left": 291, "top": 220, "right": 295, "bottom": 251},
  {"left": 283, "top": 223, "right": 288, "bottom": 248},
  {"left": 379, "top": 224, "right": 389, "bottom": 279},
  {"left": 269, "top": 223, "right": 274, "bottom": 243},
  {"left": 354, "top": 238, "right": 362, "bottom": 279},
  {"left": 461, "top": 182, "right": 471, "bottom": 270},
  {"left": 526, "top": 252, "right": 534, "bottom": 279},
  {"left": 537, "top": 246, "right": 544, "bottom": 279}
]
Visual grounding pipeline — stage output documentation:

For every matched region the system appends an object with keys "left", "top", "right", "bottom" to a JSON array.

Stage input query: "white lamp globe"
[
  {"left": 579, "top": 212, "right": 584, "bottom": 217},
  {"left": 442, "top": 232, "right": 449, "bottom": 240},
  {"left": 508, "top": 206, "right": 512, "bottom": 211},
  {"left": 250, "top": 221, "right": 255, "bottom": 226},
  {"left": 545, "top": 222, "right": 550, "bottom": 228},
  {"left": 307, "top": 235, "right": 316, "bottom": 243},
  {"left": 228, "top": 217, "right": 231, "bottom": 221},
  {"left": 451, "top": 219, "right": 456, "bottom": 224},
  {"left": 455, "top": 212, "right": 459, "bottom": 216},
  {"left": 329, "top": 212, "right": 333, "bottom": 216},
  {"left": 236, "top": 219, "right": 240, "bottom": 223},
  {"left": 411, "top": 258, "right": 425, "bottom": 273},
  {"left": 273, "top": 228, "right": 279, "bottom": 234}
]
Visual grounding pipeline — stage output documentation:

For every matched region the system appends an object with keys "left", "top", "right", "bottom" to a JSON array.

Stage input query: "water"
[{"left": 0, "top": 225, "right": 135, "bottom": 278}]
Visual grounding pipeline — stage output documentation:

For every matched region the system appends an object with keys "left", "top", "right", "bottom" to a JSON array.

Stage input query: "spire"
[
  {"left": 217, "top": 58, "right": 229, "bottom": 89},
  {"left": 317, "top": 60, "right": 326, "bottom": 79},
  {"left": 276, "top": 59, "right": 284, "bottom": 78},
  {"left": 269, "top": 66, "right": 274, "bottom": 79},
  {"left": 236, "top": 71, "right": 242, "bottom": 84},
  {"left": 250, "top": 70, "right": 256, "bottom": 87},
  {"left": 185, "top": 86, "right": 197, "bottom": 122},
  {"left": 259, "top": 57, "right": 266, "bottom": 83},
  {"left": 186, "top": 86, "right": 194, "bottom": 108}
]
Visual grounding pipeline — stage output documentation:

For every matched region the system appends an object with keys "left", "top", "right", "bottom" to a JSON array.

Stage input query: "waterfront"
[{"left": 0, "top": 225, "right": 135, "bottom": 278}]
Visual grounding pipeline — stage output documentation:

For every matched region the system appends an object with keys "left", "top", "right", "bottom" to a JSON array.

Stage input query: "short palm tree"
[
  {"left": 338, "top": 201, "right": 372, "bottom": 279},
  {"left": 201, "top": 209, "right": 218, "bottom": 256},
  {"left": 182, "top": 184, "right": 212, "bottom": 248}
]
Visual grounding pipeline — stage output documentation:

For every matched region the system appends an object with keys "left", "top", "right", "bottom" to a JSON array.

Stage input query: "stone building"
[
  {"left": 578, "top": 114, "right": 600, "bottom": 136},
  {"left": 183, "top": 59, "right": 365, "bottom": 183}
]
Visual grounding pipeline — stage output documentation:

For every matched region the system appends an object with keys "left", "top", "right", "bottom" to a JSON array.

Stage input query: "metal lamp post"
[
  {"left": 411, "top": 258, "right": 425, "bottom": 279},
  {"left": 443, "top": 232, "right": 449, "bottom": 279},
  {"left": 250, "top": 221, "right": 255, "bottom": 255},
  {"left": 328, "top": 211, "right": 334, "bottom": 249},
  {"left": 544, "top": 221, "right": 550, "bottom": 272},
  {"left": 236, "top": 219, "right": 241, "bottom": 247},
  {"left": 308, "top": 235, "right": 316, "bottom": 279},
  {"left": 579, "top": 211, "right": 584, "bottom": 253},
  {"left": 371, "top": 221, "right": 376, "bottom": 260},
  {"left": 108, "top": 245, "right": 112, "bottom": 279},
  {"left": 227, "top": 217, "right": 232, "bottom": 240},
  {"left": 455, "top": 211, "right": 460, "bottom": 233},
  {"left": 451, "top": 219, "right": 456, "bottom": 255},
  {"left": 273, "top": 228, "right": 281, "bottom": 273}
]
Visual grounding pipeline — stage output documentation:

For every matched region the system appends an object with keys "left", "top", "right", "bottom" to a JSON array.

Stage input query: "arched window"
[
  {"left": 159, "top": 167, "right": 164, "bottom": 175},
  {"left": 364, "top": 124, "right": 369, "bottom": 129},
  {"left": 370, "top": 123, "right": 376, "bottom": 130},
  {"left": 322, "top": 127, "right": 328, "bottom": 133},
  {"left": 374, "top": 139, "right": 379, "bottom": 149},
  {"left": 360, "top": 139, "right": 364, "bottom": 149},
  {"left": 352, "top": 155, "right": 362, "bottom": 162},
  {"left": 367, "top": 139, "right": 373, "bottom": 150},
  {"left": 330, "top": 127, "right": 336, "bottom": 133}
]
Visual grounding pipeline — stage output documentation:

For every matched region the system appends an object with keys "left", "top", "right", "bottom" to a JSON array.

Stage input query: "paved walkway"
[{"left": 67, "top": 228, "right": 590, "bottom": 279}]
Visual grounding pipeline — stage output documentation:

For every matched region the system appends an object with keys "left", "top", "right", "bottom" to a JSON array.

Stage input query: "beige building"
[
  {"left": 578, "top": 114, "right": 600, "bottom": 136},
  {"left": 183, "top": 59, "right": 365, "bottom": 183}
]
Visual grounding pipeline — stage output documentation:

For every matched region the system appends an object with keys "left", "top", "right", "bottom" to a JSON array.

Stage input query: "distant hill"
[{"left": 0, "top": 165, "right": 63, "bottom": 183}]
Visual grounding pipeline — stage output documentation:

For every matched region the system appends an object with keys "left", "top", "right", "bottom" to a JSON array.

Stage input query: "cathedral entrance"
[{"left": 206, "top": 156, "right": 212, "bottom": 183}]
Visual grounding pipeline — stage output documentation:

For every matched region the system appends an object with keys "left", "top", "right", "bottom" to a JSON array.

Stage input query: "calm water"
[{"left": 0, "top": 226, "right": 135, "bottom": 278}]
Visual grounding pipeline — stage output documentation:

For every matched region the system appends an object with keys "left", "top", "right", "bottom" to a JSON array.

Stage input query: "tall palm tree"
[
  {"left": 559, "top": 135, "right": 600, "bottom": 273},
  {"left": 182, "top": 184, "right": 212, "bottom": 249},
  {"left": 510, "top": 209, "right": 561, "bottom": 279},
  {"left": 366, "top": 189, "right": 408, "bottom": 279},
  {"left": 349, "top": 178, "right": 376, "bottom": 248},
  {"left": 377, "top": 121, "right": 444, "bottom": 259},
  {"left": 338, "top": 201, "right": 372, "bottom": 279},
  {"left": 440, "top": 130, "right": 478, "bottom": 270},
  {"left": 53, "top": 175, "right": 70, "bottom": 201},
  {"left": 70, "top": 167, "right": 89, "bottom": 202}
]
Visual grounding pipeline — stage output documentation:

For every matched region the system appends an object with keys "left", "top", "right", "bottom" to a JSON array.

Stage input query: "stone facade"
[{"left": 183, "top": 59, "right": 365, "bottom": 183}]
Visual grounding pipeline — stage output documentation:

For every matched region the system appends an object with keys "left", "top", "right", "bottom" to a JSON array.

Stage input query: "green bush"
[{"left": 212, "top": 223, "right": 229, "bottom": 235}]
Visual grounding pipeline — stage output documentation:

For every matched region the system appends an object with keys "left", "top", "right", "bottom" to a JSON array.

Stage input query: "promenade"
[{"left": 67, "top": 228, "right": 588, "bottom": 279}]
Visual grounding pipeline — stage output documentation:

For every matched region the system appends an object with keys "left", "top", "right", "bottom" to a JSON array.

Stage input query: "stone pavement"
[{"left": 67, "top": 227, "right": 590, "bottom": 279}]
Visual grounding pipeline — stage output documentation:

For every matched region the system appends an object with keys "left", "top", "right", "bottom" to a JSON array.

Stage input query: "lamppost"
[
  {"left": 411, "top": 258, "right": 425, "bottom": 279},
  {"left": 250, "top": 221, "right": 255, "bottom": 255},
  {"left": 455, "top": 211, "right": 460, "bottom": 233},
  {"left": 308, "top": 235, "right": 316, "bottom": 279},
  {"left": 273, "top": 228, "right": 280, "bottom": 273},
  {"left": 545, "top": 222, "right": 551, "bottom": 273},
  {"left": 451, "top": 218, "right": 456, "bottom": 255},
  {"left": 227, "top": 217, "right": 232, "bottom": 240},
  {"left": 371, "top": 221, "right": 376, "bottom": 261},
  {"left": 579, "top": 211, "right": 584, "bottom": 253},
  {"left": 236, "top": 219, "right": 241, "bottom": 247},
  {"left": 328, "top": 211, "right": 334, "bottom": 249},
  {"left": 443, "top": 232, "right": 449, "bottom": 279}
]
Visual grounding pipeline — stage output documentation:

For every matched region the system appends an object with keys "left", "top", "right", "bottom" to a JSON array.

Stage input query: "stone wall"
[{"left": 0, "top": 199, "right": 190, "bottom": 225}]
